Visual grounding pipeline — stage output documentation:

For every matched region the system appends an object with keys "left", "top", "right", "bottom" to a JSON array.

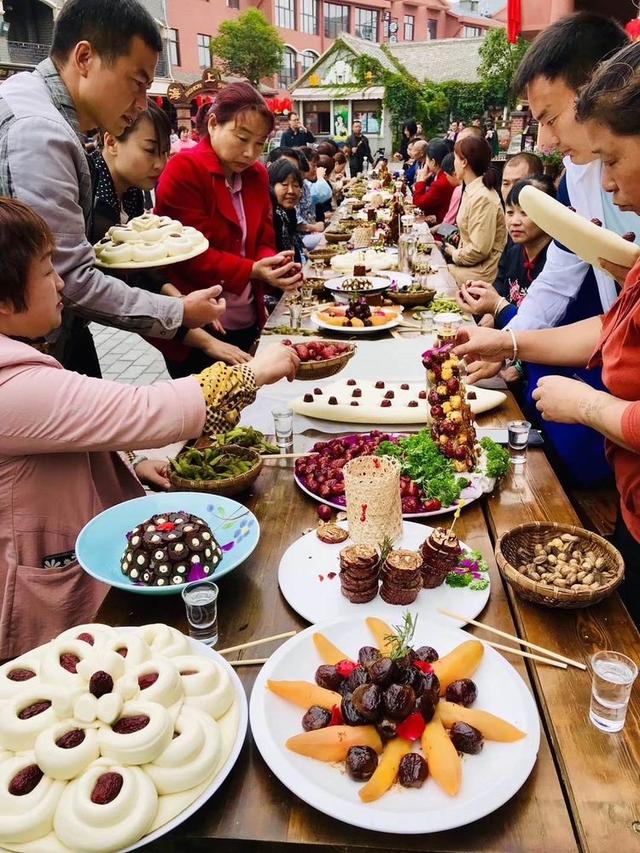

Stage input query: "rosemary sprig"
[
  {"left": 378, "top": 535, "right": 394, "bottom": 565},
  {"left": 384, "top": 611, "right": 418, "bottom": 660}
]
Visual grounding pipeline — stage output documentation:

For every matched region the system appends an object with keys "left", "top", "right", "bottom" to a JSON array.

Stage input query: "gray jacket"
[{"left": 0, "top": 59, "right": 183, "bottom": 343}]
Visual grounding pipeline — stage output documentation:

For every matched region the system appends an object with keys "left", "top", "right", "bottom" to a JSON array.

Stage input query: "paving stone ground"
[{"left": 91, "top": 323, "right": 170, "bottom": 385}]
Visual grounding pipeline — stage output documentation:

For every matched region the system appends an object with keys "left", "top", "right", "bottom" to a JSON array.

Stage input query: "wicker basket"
[
  {"left": 169, "top": 445, "right": 263, "bottom": 497},
  {"left": 296, "top": 344, "right": 356, "bottom": 380},
  {"left": 308, "top": 245, "right": 346, "bottom": 264},
  {"left": 388, "top": 288, "right": 436, "bottom": 308},
  {"left": 495, "top": 522, "right": 624, "bottom": 609},
  {"left": 325, "top": 230, "right": 352, "bottom": 244}
]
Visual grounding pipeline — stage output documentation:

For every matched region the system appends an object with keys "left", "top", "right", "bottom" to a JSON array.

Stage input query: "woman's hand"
[
  {"left": 182, "top": 285, "right": 227, "bottom": 328},
  {"left": 250, "top": 343, "right": 300, "bottom": 386},
  {"left": 442, "top": 243, "right": 454, "bottom": 258},
  {"left": 134, "top": 458, "right": 170, "bottom": 490},
  {"left": 252, "top": 252, "right": 302, "bottom": 291},
  {"left": 416, "top": 165, "right": 430, "bottom": 183},
  {"left": 465, "top": 359, "right": 502, "bottom": 385},
  {"left": 456, "top": 281, "right": 501, "bottom": 316},
  {"left": 532, "top": 376, "right": 593, "bottom": 423},
  {"left": 453, "top": 325, "right": 514, "bottom": 363},
  {"left": 203, "top": 339, "right": 252, "bottom": 365}
]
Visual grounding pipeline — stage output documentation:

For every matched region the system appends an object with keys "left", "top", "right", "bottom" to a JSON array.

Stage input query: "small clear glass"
[
  {"left": 289, "top": 301, "right": 302, "bottom": 329},
  {"left": 590, "top": 650, "right": 638, "bottom": 733},
  {"left": 419, "top": 310, "right": 435, "bottom": 334},
  {"left": 300, "top": 282, "right": 313, "bottom": 307},
  {"left": 508, "top": 420, "right": 531, "bottom": 464},
  {"left": 272, "top": 405, "right": 294, "bottom": 451},
  {"left": 182, "top": 580, "right": 219, "bottom": 646}
]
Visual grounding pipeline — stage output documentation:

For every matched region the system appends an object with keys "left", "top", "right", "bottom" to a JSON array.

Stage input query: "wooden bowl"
[
  {"left": 388, "top": 288, "right": 436, "bottom": 307},
  {"left": 169, "top": 445, "right": 263, "bottom": 497},
  {"left": 295, "top": 344, "right": 356, "bottom": 380},
  {"left": 495, "top": 522, "right": 624, "bottom": 609},
  {"left": 325, "top": 230, "right": 352, "bottom": 244}
]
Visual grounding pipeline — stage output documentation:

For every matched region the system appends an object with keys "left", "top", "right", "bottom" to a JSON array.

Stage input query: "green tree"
[
  {"left": 210, "top": 9, "right": 284, "bottom": 87},
  {"left": 478, "top": 28, "right": 529, "bottom": 109}
]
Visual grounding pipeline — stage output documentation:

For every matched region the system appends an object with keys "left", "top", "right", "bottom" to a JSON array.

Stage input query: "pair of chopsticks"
[
  {"left": 218, "top": 630, "right": 297, "bottom": 667},
  {"left": 438, "top": 608, "right": 587, "bottom": 671}
]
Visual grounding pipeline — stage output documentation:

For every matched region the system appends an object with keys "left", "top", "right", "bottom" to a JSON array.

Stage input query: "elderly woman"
[
  {"left": 0, "top": 198, "right": 299, "bottom": 658},
  {"left": 453, "top": 41, "right": 640, "bottom": 624},
  {"left": 443, "top": 136, "right": 506, "bottom": 287}
]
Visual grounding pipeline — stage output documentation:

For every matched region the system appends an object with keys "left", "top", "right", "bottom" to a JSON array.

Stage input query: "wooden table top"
[{"left": 98, "top": 387, "right": 639, "bottom": 852}]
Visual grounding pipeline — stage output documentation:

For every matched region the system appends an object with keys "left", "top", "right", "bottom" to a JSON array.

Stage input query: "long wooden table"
[{"left": 97, "top": 391, "right": 640, "bottom": 852}]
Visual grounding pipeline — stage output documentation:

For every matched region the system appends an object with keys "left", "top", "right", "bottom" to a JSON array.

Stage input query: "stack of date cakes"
[{"left": 339, "top": 545, "right": 380, "bottom": 603}]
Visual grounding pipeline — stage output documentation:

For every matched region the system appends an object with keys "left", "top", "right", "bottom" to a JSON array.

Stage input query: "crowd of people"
[{"left": 0, "top": 0, "right": 640, "bottom": 655}]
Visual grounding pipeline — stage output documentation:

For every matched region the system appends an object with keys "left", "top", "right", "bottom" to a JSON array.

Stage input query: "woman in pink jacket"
[{"left": 0, "top": 199, "right": 298, "bottom": 659}]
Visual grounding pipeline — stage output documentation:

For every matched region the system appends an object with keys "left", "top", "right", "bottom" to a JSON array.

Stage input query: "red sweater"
[
  {"left": 589, "top": 257, "right": 640, "bottom": 541},
  {"left": 154, "top": 140, "right": 276, "bottom": 361},
  {"left": 412, "top": 169, "right": 454, "bottom": 223}
]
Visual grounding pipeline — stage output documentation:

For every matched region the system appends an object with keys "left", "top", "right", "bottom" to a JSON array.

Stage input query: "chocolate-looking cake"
[
  {"left": 121, "top": 511, "right": 222, "bottom": 587},
  {"left": 420, "top": 528, "right": 462, "bottom": 589}
]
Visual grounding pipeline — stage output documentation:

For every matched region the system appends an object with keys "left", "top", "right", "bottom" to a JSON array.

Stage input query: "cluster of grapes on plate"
[
  {"left": 423, "top": 346, "right": 478, "bottom": 474},
  {"left": 345, "top": 298, "right": 373, "bottom": 326},
  {"left": 294, "top": 432, "right": 442, "bottom": 514}
]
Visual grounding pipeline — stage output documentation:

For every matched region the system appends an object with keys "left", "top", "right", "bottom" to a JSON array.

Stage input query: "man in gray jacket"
[{"left": 0, "top": 0, "right": 225, "bottom": 374}]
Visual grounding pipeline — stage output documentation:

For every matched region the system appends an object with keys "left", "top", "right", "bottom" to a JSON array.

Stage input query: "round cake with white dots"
[{"left": 121, "top": 512, "right": 222, "bottom": 586}]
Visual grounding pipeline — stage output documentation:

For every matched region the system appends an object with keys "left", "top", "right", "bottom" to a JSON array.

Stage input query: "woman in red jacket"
[
  {"left": 155, "top": 83, "right": 302, "bottom": 375},
  {"left": 412, "top": 138, "right": 454, "bottom": 224}
]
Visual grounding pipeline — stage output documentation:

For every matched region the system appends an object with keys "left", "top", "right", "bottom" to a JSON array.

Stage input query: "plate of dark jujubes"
[{"left": 249, "top": 615, "right": 540, "bottom": 834}]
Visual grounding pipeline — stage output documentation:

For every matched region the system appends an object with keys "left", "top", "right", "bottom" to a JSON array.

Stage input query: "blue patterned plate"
[{"left": 76, "top": 492, "right": 260, "bottom": 595}]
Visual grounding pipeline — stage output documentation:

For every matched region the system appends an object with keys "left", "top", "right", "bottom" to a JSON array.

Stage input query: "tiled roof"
[
  {"left": 337, "top": 34, "right": 400, "bottom": 74},
  {"left": 387, "top": 37, "right": 484, "bottom": 84}
]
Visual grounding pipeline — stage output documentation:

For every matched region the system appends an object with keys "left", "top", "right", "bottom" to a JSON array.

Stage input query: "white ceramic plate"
[
  {"left": 278, "top": 520, "right": 490, "bottom": 625},
  {"left": 291, "top": 379, "right": 506, "bottom": 424},
  {"left": 95, "top": 238, "right": 208, "bottom": 270},
  {"left": 125, "top": 635, "right": 248, "bottom": 851},
  {"left": 250, "top": 618, "right": 540, "bottom": 834},
  {"left": 311, "top": 309, "right": 401, "bottom": 335},
  {"left": 294, "top": 472, "right": 484, "bottom": 519},
  {"left": 324, "top": 275, "right": 391, "bottom": 295}
]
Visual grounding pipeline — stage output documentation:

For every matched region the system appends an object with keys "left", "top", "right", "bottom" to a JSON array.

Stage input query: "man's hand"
[
  {"left": 250, "top": 343, "right": 300, "bottom": 386},
  {"left": 532, "top": 376, "right": 594, "bottom": 423},
  {"left": 316, "top": 166, "right": 326, "bottom": 180},
  {"left": 598, "top": 257, "right": 632, "bottom": 287},
  {"left": 466, "top": 359, "right": 502, "bottom": 385},
  {"left": 182, "top": 285, "right": 226, "bottom": 329}
]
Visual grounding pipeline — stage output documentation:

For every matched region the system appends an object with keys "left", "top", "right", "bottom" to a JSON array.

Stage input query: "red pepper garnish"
[
  {"left": 335, "top": 660, "right": 358, "bottom": 678},
  {"left": 414, "top": 660, "right": 434, "bottom": 674},
  {"left": 395, "top": 711, "right": 426, "bottom": 741},
  {"left": 156, "top": 522, "right": 175, "bottom": 532},
  {"left": 329, "top": 704, "right": 344, "bottom": 726},
  {"left": 360, "top": 503, "right": 368, "bottom": 523}
]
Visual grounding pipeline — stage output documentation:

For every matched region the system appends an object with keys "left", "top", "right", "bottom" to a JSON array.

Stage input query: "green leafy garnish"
[
  {"left": 384, "top": 612, "right": 418, "bottom": 660},
  {"left": 445, "top": 549, "right": 490, "bottom": 591},
  {"left": 479, "top": 437, "right": 511, "bottom": 479},
  {"left": 378, "top": 535, "right": 394, "bottom": 565},
  {"left": 376, "top": 431, "right": 465, "bottom": 507}
]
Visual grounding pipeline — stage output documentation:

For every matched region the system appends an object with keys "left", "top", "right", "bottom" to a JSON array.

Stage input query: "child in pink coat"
[{"left": 0, "top": 199, "right": 298, "bottom": 658}]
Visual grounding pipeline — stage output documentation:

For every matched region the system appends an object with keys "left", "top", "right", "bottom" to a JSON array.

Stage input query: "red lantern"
[
  {"left": 626, "top": 19, "right": 640, "bottom": 41},
  {"left": 507, "top": 0, "right": 522, "bottom": 44},
  {"left": 155, "top": 96, "right": 164, "bottom": 107}
]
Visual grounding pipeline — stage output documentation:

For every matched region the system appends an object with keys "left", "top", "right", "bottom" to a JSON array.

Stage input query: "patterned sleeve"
[{"left": 195, "top": 363, "right": 257, "bottom": 435}]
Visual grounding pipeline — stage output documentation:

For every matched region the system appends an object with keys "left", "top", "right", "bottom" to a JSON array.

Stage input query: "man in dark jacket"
[
  {"left": 281, "top": 112, "right": 315, "bottom": 147},
  {"left": 346, "top": 120, "right": 372, "bottom": 176}
]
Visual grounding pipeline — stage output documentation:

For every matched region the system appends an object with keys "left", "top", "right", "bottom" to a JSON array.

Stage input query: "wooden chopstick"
[
  {"left": 228, "top": 658, "right": 268, "bottom": 667},
  {"left": 482, "top": 639, "right": 567, "bottom": 669},
  {"left": 261, "top": 452, "right": 318, "bottom": 460},
  {"left": 217, "top": 630, "right": 297, "bottom": 655},
  {"left": 438, "top": 608, "right": 587, "bottom": 670}
]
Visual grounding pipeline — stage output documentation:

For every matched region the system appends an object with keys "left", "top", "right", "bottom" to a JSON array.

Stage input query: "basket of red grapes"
[{"left": 283, "top": 339, "right": 356, "bottom": 380}]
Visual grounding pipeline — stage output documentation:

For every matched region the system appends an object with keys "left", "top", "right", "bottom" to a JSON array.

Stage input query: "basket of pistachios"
[{"left": 495, "top": 522, "right": 624, "bottom": 609}]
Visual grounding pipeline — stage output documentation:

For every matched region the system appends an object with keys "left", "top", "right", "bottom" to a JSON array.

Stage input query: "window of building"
[
  {"left": 275, "top": 0, "right": 295, "bottom": 29},
  {"left": 226, "top": 0, "right": 240, "bottom": 8},
  {"left": 279, "top": 46, "right": 297, "bottom": 89},
  {"left": 403, "top": 15, "right": 414, "bottom": 41},
  {"left": 301, "top": 50, "right": 318, "bottom": 73},
  {"left": 324, "top": 3, "right": 349, "bottom": 39},
  {"left": 168, "top": 28, "right": 180, "bottom": 66},
  {"left": 427, "top": 19, "right": 438, "bottom": 39},
  {"left": 301, "top": 0, "right": 318, "bottom": 35},
  {"left": 304, "top": 103, "right": 331, "bottom": 135},
  {"left": 197, "top": 33, "right": 211, "bottom": 68},
  {"left": 463, "top": 25, "right": 483, "bottom": 37},
  {"left": 354, "top": 109, "right": 380, "bottom": 135},
  {"left": 355, "top": 8, "right": 378, "bottom": 41}
]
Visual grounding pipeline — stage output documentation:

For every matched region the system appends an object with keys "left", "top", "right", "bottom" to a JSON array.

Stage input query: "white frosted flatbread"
[
  {"left": 519, "top": 185, "right": 640, "bottom": 270},
  {"left": 291, "top": 378, "right": 506, "bottom": 424}
]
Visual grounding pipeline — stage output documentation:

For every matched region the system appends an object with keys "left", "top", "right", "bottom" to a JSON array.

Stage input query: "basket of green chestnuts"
[{"left": 169, "top": 444, "right": 263, "bottom": 497}]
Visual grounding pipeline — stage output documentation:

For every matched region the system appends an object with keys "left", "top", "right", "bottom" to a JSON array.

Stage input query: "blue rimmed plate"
[{"left": 76, "top": 492, "right": 259, "bottom": 595}]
